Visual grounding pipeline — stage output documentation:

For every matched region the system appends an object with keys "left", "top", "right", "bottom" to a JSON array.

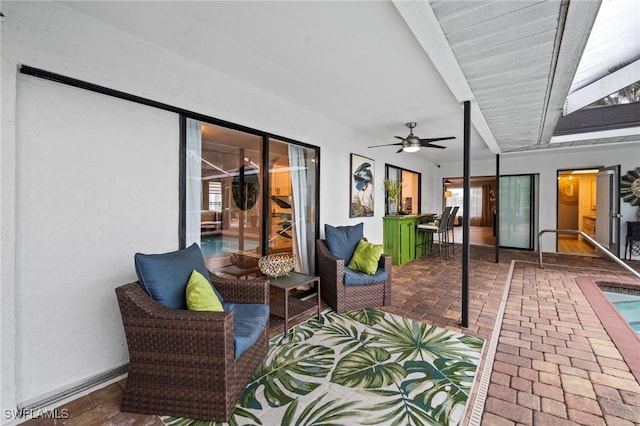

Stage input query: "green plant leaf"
[
  {"left": 240, "top": 342, "right": 334, "bottom": 409},
  {"left": 374, "top": 315, "right": 480, "bottom": 363},
  {"left": 402, "top": 360, "right": 474, "bottom": 425},
  {"left": 316, "top": 317, "right": 379, "bottom": 354},
  {"left": 459, "top": 334, "right": 485, "bottom": 351},
  {"left": 356, "top": 388, "right": 435, "bottom": 426},
  {"left": 281, "top": 393, "right": 362, "bottom": 426},
  {"left": 344, "top": 308, "right": 385, "bottom": 326},
  {"left": 331, "top": 346, "right": 406, "bottom": 388}
]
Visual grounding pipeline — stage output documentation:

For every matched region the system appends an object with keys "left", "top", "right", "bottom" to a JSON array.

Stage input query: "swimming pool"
[
  {"left": 200, "top": 236, "right": 258, "bottom": 258},
  {"left": 577, "top": 277, "right": 640, "bottom": 384},
  {"left": 601, "top": 286, "right": 640, "bottom": 334}
]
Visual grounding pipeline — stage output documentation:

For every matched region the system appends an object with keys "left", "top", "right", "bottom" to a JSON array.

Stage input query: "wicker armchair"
[
  {"left": 115, "top": 275, "right": 269, "bottom": 422},
  {"left": 316, "top": 239, "right": 392, "bottom": 313}
]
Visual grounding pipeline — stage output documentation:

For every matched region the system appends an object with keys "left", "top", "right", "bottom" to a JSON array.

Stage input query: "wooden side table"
[{"left": 268, "top": 271, "right": 321, "bottom": 336}]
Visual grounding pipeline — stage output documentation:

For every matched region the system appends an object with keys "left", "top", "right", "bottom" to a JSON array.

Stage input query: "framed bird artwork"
[{"left": 350, "top": 154, "right": 375, "bottom": 217}]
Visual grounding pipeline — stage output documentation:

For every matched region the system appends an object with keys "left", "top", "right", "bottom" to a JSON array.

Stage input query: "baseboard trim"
[{"left": 17, "top": 364, "right": 129, "bottom": 414}]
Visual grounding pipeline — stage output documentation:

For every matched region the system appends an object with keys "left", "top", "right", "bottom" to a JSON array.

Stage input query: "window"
[{"left": 385, "top": 165, "right": 421, "bottom": 215}]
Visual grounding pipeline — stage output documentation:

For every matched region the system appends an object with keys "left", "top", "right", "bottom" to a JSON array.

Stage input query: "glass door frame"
[
  {"left": 498, "top": 174, "right": 537, "bottom": 251},
  {"left": 384, "top": 164, "right": 422, "bottom": 215},
  {"left": 178, "top": 114, "right": 320, "bottom": 266}
]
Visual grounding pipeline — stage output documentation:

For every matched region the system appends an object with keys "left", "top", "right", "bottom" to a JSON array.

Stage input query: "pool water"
[
  {"left": 200, "top": 236, "right": 258, "bottom": 258},
  {"left": 602, "top": 290, "right": 640, "bottom": 334}
]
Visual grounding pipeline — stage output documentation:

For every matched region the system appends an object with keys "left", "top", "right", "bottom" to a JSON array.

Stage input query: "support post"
[
  {"left": 461, "top": 101, "right": 470, "bottom": 328},
  {"left": 495, "top": 154, "right": 500, "bottom": 263}
]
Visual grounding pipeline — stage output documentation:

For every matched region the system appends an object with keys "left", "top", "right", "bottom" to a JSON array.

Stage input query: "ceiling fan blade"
[
  {"left": 368, "top": 142, "right": 403, "bottom": 148},
  {"left": 421, "top": 143, "right": 447, "bottom": 149},
  {"left": 418, "top": 136, "right": 456, "bottom": 143},
  {"left": 394, "top": 136, "right": 406, "bottom": 141},
  {"left": 396, "top": 147, "right": 404, "bottom": 153}
]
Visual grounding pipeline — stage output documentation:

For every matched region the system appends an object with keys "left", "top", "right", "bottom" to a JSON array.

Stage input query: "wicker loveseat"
[
  {"left": 316, "top": 223, "right": 392, "bottom": 313},
  {"left": 116, "top": 244, "right": 269, "bottom": 422}
]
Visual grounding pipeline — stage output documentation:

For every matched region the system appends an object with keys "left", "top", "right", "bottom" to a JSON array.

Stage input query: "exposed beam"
[
  {"left": 392, "top": 0, "right": 501, "bottom": 156},
  {"left": 564, "top": 59, "right": 640, "bottom": 115}
]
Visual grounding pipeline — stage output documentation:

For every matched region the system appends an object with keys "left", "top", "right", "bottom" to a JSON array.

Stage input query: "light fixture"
[
  {"left": 402, "top": 136, "right": 421, "bottom": 153},
  {"left": 444, "top": 190, "right": 452, "bottom": 198}
]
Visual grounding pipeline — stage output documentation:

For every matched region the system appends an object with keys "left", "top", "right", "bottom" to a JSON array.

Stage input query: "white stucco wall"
[{"left": 0, "top": 1, "right": 438, "bottom": 418}]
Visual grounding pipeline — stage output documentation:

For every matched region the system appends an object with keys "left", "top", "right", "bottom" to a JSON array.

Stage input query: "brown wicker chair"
[
  {"left": 115, "top": 275, "right": 269, "bottom": 422},
  {"left": 316, "top": 239, "right": 392, "bottom": 313}
]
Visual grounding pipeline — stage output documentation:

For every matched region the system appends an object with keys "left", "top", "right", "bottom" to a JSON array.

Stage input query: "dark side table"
[
  {"left": 625, "top": 221, "right": 640, "bottom": 260},
  {"left": 268, "top": 271, "right": 321, "bottom": 336}
]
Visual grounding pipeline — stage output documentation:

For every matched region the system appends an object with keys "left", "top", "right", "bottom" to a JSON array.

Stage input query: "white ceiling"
[{"left": 60, "top": 0, "right": 635, "bottom": 163}]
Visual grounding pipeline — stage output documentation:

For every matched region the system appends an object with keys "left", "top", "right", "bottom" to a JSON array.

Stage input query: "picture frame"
[{"left": 350, "top": 154, "right": 375, "bottom": 217}]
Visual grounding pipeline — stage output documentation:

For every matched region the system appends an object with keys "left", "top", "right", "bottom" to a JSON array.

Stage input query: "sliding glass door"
[
  {"left": 268, "top": 140, "right": 317, "bottom": 274},
  {"left": 183, "top": 117, "right": 319, "bottom": 274},
  {"left": 498, "top": 174, "right": 536, "bottom": 249}
]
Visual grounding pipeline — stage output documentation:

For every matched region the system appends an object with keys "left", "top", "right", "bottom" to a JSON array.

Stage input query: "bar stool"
[
  {"left": 417, "top": 207, "right": 452, "bottom": 262},
  {"left": 416, "top": 215, "right": 434, "bottom": 256},
  {"left": 446, "top": 206, "right": 459, "bottom": 256}
]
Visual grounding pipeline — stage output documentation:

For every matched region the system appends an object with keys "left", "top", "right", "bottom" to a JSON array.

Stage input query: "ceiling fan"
[{"left": 369, "top": 122, "right": 456, "bottom": 153}]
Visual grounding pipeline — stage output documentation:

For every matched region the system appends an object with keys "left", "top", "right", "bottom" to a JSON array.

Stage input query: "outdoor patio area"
[{"left": 20, "top": 245, "right": 640, "bottom": 425}]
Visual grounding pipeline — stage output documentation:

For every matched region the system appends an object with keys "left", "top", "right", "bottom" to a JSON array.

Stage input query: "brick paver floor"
[{"left": 20, "top": 245, "right": 640, "bottom": 425}]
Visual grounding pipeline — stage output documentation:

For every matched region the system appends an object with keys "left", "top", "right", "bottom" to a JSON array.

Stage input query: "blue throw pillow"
[
  {"left": 325, "top": 223, "right": 364, "bottom": 263},
  {"left": 134, "top": 243, "right": 223, "bottom": 309}
]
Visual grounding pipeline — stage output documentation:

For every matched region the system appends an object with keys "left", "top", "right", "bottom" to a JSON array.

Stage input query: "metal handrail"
[{"left": 538, "top": 229, "right": 640, "bottom": 280}]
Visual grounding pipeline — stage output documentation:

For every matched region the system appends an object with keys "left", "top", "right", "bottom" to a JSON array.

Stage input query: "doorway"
[
  {"left": 444, "top": 176, "right": 497, "bottom": 247},
  {"left": 556, "top": 168, "right": 599, "bottom": 254}
]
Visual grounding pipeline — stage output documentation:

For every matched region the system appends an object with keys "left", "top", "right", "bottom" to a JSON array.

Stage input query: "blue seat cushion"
[
  {"left": 223, "top": 302, "right": 269, "bottom": 359},
  {"left": 134, "top": 243, "right": 223, "bottom": 309},
  {"left": 343, "top": 267, "right": 388, "bottom": 286},
  {"left": 325, "top": 223, "right": 363, "bottom": 263}
]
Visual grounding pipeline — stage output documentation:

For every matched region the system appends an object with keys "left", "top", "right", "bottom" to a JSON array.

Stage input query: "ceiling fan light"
[{"left": 402, "top": 145, "right": 420, "bottom": 153}]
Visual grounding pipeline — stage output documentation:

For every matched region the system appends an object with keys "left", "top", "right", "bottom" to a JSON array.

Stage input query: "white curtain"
[
  {"left": 288, "top": 145, "right": 312, "bottom": 274},
  {"left": 185, "top": 118, "right": 202, "bottom": 246}
]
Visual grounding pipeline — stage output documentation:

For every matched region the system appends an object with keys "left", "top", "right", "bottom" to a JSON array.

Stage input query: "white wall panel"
[{"left": 14, "top": 75, "right": 178, "bottom": 403}]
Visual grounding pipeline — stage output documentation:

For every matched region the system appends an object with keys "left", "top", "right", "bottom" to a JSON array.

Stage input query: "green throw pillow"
[
  {"left": 347, "top": 239, "right": 383, "bottom": 275},
  {"left": 186, "top": 269, "right": 224, "bottom": 312}
]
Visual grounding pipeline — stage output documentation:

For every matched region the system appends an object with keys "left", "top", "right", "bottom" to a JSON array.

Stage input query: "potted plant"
[{"left": 384, "top": 179, "right": 403, "bottom": 215}]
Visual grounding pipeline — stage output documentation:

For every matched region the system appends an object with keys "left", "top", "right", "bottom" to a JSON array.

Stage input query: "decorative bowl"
[{"left": 258, "top": 253, "right": 296, "bottom": 278}]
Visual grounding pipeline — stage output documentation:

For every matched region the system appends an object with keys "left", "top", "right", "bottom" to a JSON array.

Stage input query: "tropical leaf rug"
[{"left": 163, "top": 308, "right": 484, "bottom": 426}]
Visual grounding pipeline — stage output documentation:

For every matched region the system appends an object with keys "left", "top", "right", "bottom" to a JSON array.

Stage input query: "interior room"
[
  {"left": 557, "top": 168, "right": 599, "bottom": 254},
  {"left": 444, "top": 176, "right": 497, "bottom": 247},
  {"left": 2, "top": 1, "right": 640, "bottom": 425}
]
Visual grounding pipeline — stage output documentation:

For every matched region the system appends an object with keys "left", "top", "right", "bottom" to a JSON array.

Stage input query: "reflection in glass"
[
  {"left": 269, "top": 140, "right": 317, "bottom": 274},
  {"left": 186, "top": 119, "right": 262, "bottom": 271},
  {"left": 499, "top": 175, "right": 534, "bottom": 249},
  {"left": 385, "top": 165, "right": 421, "bottom": 215}
]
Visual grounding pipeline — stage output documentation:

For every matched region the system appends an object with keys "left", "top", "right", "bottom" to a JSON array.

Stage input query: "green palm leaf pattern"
[
  {"left": 374, "top": 315, "right": 481, "bottom": 363},
  {"left": 240, "top": 342, "right": 334, "bottom": 409},
  {"left": 344, "top": 308, "right": 385, "bottom": 325},
  {"left": 331, "top": 346, "right": 407, "bottom": 388},
  {"left": 281, "top": 393, "right": 363, "bottom": 426},
  {"left": 163, "top": 406, "right": 262, "bottom": 426},
  {"left": 402, "top": 360, "right": 475, "bottom": 425},
  {"left": 162, "top": 309, "right": 483, "bottom": 426},
  {"left": 275, "top": 315, "right": 325, "bottom": 345},
  {"left": 317, "top": 319, "right": 379, "bottom": 354},
  {"left": 358, "top": 388, "right": 438, "bottom": 426}
]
